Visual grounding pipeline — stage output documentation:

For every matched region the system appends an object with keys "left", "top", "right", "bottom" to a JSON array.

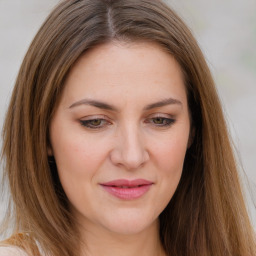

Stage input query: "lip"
[{"left": 100, "top": 179, "right": 154, "bottom": 200}]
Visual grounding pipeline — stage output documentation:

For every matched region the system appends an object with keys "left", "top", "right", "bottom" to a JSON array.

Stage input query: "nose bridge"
[
  {"left": 111, "top": 121, "right": 149, "bottom": 169},
  {"left": 123, "top": 123, "right": 143, "bottom": 156}
]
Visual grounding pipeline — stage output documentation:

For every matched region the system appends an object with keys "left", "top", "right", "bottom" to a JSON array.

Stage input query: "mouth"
[{"left": 100, "top": 179, "right": 154, "bottom": 200}]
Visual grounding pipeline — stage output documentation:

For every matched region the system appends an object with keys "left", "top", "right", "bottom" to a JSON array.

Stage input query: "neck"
[{"left": 78, "top": 220, "right": 166, "bottom": 256}]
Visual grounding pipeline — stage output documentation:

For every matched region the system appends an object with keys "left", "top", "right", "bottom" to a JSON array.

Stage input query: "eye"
[
  {"left": 145, "top": 116, "right": 175, "bottom": 127},
  {"left": 80, "top": 118, "right": 110, "bottom": 129}
]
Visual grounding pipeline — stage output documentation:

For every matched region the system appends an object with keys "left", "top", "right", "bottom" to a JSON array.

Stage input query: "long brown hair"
[{"left": 1, "top": 0, "right": 255, "bottom": 255}]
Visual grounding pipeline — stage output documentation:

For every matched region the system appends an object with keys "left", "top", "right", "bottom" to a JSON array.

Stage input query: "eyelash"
[
  {"left": 79, "top": 116, "right": 175, "bottom": 129},
  {"left": 80, "top": 118, "right": 111, "bottom": 129},
  {"left": 145, "top": 117, "right": 175, "bottom": 127}
]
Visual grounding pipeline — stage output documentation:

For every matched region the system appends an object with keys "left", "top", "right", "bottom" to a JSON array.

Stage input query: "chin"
[{"left": 101, "top": 212, "right": 159, "bottom": 236}]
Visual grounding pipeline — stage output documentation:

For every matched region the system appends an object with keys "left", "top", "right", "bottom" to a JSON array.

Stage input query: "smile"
[{"left": 100, "top": 179, "right": 154, "bottom": 200}]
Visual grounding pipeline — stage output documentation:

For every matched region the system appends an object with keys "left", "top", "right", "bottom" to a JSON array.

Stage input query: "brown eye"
[
  {"left": 153, "top": 117, "right": 165, "bottom": 124},
  {"left": 90, "top": 119, "right": 102, "bottom": 126},
  {"left": 80, "top": 119, "right": 109, "bottom": 129},
  {"left": 147, "top": 117, "right": 175, "bottom": 127}
]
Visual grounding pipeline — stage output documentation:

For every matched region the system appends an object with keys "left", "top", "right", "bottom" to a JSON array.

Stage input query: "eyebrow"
[
  {"left": 143, "top": 98, "right": 182, "bottom": 110},
  {"left": 69, "top": 99, "right": 118, "bottom": 111},
  {"left": 69, "top": 97, "right": 182, "bottom": 111}
]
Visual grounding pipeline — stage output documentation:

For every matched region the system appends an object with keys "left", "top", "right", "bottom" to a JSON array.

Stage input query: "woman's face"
[{"left": 49, "top": 41, "right": 191, "bottom": 236}]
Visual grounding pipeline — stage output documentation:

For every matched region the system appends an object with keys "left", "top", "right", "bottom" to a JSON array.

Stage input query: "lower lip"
[{"left": 101, "top": 185, "right": 152, "bottom": 200}]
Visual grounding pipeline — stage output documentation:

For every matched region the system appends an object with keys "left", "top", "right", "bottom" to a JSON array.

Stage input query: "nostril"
[
  {"left": 109, "top": 145, "right": 149, "bottom": 170},
  {"left": 109, "top": 129, "right": 149, "bottom": 169}
]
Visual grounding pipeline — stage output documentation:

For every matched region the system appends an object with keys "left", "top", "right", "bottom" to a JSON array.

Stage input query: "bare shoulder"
[{"left": 0, "top": 246, "right": 27, "bottom": 256}]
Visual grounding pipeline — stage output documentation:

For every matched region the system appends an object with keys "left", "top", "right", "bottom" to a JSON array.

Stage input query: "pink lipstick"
[{"left": 100, "top": 179, "right": 153, "bottom": 200}]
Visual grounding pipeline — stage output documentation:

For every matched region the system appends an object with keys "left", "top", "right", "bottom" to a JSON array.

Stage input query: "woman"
[{"left": 0, "top": 0, "right": 255, "bottom": 255}]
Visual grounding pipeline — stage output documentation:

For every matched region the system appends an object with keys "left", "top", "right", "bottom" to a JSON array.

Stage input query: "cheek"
[
  {"left": 153, "top": 134, "right": 188, "bottom": 174},
  {"left": 151, "top": 127, "right": 189, "bottom": 200},
  {"left": 145, "top": 137, "right": 187, "bottom": 218},
  {"left": 53, "top": 137, "right": 109, "bottom": 180},
  {"left": 51, "top": 133, "right": 109, "bottom": 205}
]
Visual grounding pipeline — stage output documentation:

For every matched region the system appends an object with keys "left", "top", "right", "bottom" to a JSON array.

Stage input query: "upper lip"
[{"left": 100, "top": 179, "right": 154, "bottom": 187}]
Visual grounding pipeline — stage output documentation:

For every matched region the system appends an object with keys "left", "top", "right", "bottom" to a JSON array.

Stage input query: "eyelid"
[
  {"left": 80, "top": 114, "right": 110, "bottom": 120},
  {"left": 144, "top": 113, "right": 176, "bottom": 127},
  {"left": 79, "top": 115, "right": 112, "bottom": 129},
  {"left": 147, "top": 113, "right": 175, "bottom": 119}
]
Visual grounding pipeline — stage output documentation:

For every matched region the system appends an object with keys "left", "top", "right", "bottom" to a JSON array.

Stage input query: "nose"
[{"left": 110, "top": 125, "right": 149, "bottom": 170}]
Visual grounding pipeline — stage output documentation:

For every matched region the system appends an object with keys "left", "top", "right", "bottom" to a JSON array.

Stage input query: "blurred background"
[{"left": 0, "top": 0, "right": 255, "bottom": 228}]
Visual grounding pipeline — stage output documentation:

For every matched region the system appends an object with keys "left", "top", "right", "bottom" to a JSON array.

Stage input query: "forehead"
[{"left": 60, "top": 41, "right": 187, "bottom": 108}]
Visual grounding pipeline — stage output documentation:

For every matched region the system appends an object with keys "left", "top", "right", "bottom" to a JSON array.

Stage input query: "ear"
[{"left": 187, "top": 127, "right": 195, "bottom": 148}]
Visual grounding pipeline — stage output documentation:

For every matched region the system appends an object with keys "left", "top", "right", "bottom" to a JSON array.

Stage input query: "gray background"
[{"left": 0, "top": 0, "right": 255, "bottom": 228}]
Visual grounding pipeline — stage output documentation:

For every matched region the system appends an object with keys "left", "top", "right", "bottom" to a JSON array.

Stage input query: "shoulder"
[{"left": 0, "top": 246, "right": 27, "bottom": 256}]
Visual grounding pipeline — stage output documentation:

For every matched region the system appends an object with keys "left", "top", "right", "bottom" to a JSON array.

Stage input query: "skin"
[{"left": 49, "top": 41, "right": 191, "bottom": 256}]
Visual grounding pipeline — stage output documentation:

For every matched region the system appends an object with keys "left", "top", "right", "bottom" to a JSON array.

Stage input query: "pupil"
[
  {"left": 155, "top": 118, "right": 163, "bottom": 124},
  {"left": 92, "top": 119, "right": 101, "bottom": 125}
]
